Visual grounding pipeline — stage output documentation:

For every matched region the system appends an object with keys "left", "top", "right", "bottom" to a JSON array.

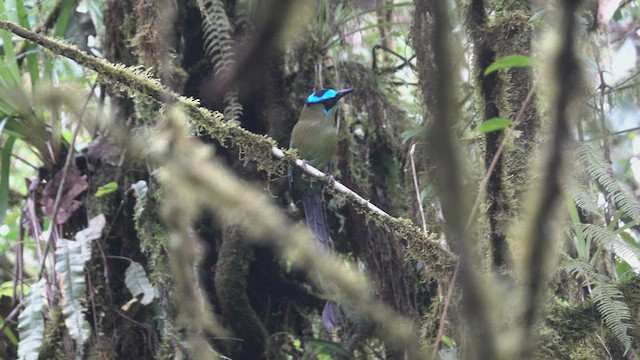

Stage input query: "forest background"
[{"left": 0, "top": 0, "right": 640, "bottom": 359}]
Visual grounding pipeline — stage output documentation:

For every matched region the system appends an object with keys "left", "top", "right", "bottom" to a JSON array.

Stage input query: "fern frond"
[
  {"left": 564, "top": 258, "right": 634, "bottom": 354},
  {"left": 17, "top": 279, "right": 46, "bottom": 360},
  {"left": 223, "top": 90, "right": 243, "bottom": 122},
  {"left": 198, "top": 0, "right": 235, "bottom": 77},
  {"left": 566, "top": 183, "right": 601, "bottom": 217},
  {"left": 578, "top": 223, "right": 640, "bottom": 272},
  {"left": 197, "top": 0, "right": 243, "bottom": 123},
  {"left": 591, "top": 283, "right": 633, "bottom": 354},
  {"left": 579, "top": 146, "right": 640, "bottom": 222},
  {"left": 564, "top": 257, "right": 595, "bottom": 280}
]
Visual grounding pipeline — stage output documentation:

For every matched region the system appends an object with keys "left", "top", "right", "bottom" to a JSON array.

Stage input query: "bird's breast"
[{"left": 291, "top": 120, "right": 337, "bottom": 170}]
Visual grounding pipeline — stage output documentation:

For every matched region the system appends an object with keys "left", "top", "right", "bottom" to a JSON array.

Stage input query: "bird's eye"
[{"left": 323, "top": 98, "right": 337, "bottom": 111}]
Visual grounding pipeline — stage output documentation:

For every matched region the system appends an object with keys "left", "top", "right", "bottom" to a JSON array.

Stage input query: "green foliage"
[
  {"left": 564, "top": 145, "right": 640, "bottom": 354},
  {"left": 54, "top": 242, "right": 90, "bottom": 352},
  {"left": 197, "top": 0, "right": 234, "bottom": 76},
  {"left": 0, "top": 133, "right": 15, "bottom": 224},
  {"left": 306, "top": 338, "right": 350, "bottom": 357},
  {"left": 565, "top": 259, "right": 634, "bottom": 353},
  {"left": 578, "top": 223, "right": 640, "bottom": 271},
  {"left": 477, "top": 117, "right": 512, "bottom": 133},
  {"left": 197, "top": 0, "right": 242, "bottom": 122},
  {"left": 484, "top": 54, "right": 535, "bottom": 75},
  {"left": 0, "top": 313, "right": 18, "bottom": 345},
  {"left": 17, "top": 278, "right": 46, "bottom": 360},
  {"left": 54, "top": 214, "right": 106, "bottom": 355},
  {"left": 579, "top": 146, "right": 640, "bottom": 222},
  {"left": 131, "top": 180, "right": 148, "bottom": 221},
  {"left": 94, "top": 181, "right": 118, "bottom": 197},
  {"left": 567, "top": 183, "right": 601, "bottom": 217},
  {"left": 124, "top": 261, "right": 156, "bottom": 305}
]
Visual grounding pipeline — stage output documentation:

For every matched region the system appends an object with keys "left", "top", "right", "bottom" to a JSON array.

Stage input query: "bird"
[{"left": 289, "top": 87, "right": 353, "bottom": 332}]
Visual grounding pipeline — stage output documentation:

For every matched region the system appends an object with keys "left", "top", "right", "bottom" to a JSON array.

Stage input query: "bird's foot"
[{"left": 327, "top": 175, "right": 336, "bottom": 186}]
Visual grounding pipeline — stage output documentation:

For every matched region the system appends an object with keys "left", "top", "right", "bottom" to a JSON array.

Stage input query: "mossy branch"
[{"left": 0, "top": 19, "right": 454, "bottom": 272}]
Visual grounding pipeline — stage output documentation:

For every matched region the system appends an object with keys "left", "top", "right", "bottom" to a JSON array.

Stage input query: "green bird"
[{"left": 290, "top": 88, "right": 353, "bottom": 332}]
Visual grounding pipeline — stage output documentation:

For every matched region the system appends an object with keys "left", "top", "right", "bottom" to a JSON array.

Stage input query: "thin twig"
[
  {"left": 431, "top": 262, "right": 459, "bottom": 360},
  {"left": 409, "top": 143, "right": 427, "bottom": 235},
  {"left": 37, "top": 82, "right": 97, "bottom": 279},
  {"left": 466, "top": 86, "right": 536, "bottom": 229},
  {"left": 584, "top": 126, "right": 640, "bottom": 142},
  {"left": 431, "top": 85, "right": 536, "bottom": 354}
]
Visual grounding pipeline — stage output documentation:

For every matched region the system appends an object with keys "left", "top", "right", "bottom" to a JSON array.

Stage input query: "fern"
[
  {"left": 197, "top": 0, "right": 243, "bottom": 123},
  {"left": 564, "top": 259, "right": 634, "bottom": 353},
  {"left": 55, "top": 240, "right": 91, "bottom": 354},
  {"left": 578, "top": 223, "right": 640, "bottom": 271},
  {"left": 130, "top": 180, "right": 148, "bottom": 221},
  {"left": 223, "top": 90, "right": 243, "bottom": 123},
  {"left": 198, "top": 0, "right": 234, "bottom": 77},
  {"left": 54, "top": 214, "right": 106, "bottom": 356},
  {"left": 566, "top": 182, "right": 601, "bottom": 217},
  {"left": 591, "top": 283, "right": 633, "bottom": 354},
  {"left": 17, "top": 279, "right": 46, "bottom": 360},
  {"left": 578, "top": 146, "right": 640, "bottom": 222}
]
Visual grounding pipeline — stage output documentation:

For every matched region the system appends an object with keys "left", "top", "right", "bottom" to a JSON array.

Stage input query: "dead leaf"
[
  {"left": 85, "top": 135, "right": 121, "bottom": 166},
  {"left": 42, "top": 166, "right": 88, "bottom": 224}
]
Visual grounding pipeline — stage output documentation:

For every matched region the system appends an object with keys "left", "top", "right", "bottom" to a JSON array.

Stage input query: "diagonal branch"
[{"left": 0, "top": 20, "right": 455, "bottom": 274}]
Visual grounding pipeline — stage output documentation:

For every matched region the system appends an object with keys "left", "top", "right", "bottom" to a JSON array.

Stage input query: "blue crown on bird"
[{"left": 306, "top": 88, "right": 354, "bottom": 111}]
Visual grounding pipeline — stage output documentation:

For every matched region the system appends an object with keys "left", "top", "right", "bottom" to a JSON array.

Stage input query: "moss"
[
  {"left": 328, "top": 184, "right": 456, "bottom": 278},
  {"left": 536, "top": 301, "right": 606, "bottom": 359},
  {"left": 214, "top": 225, "right": 268, "bottom": 359},
  {"left": 135, "top": 181, "right": 171, "bottom": 284},
  {"left": 132, "top": 0, "right": 161, "bottom": 71},
  {"left": 87, "top": 336, "right": 117, "bottom": 359},
  {"left": 39, "top": 305, "right": 67, "bottom": 360},
  {"left": 619, "top": 276, "right": 640, "bottom": 349}
]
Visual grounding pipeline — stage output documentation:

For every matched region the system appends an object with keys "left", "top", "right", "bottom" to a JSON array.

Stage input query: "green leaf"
[
  {"left": 307, "top": 338, "right": 350, "bottom": 356},
  {"left": 420, "top": 185, "right": 433, "bottom": 202},
  {"left": 0, "top": 134, "right": 16, "bottom": 225},
  {"left": 54, "top": 214, "right": 105, "bottom": 356},
  {"left": 441, "top": 334, "right": 455, "bottom": 348},
  {"left": 124, "top": 262, "right": 155, "bottom": 305},
  {"left": 0, "top": 280, "right": 28, "bottom": 298},
  {"left": 17, "top": 278, "right": 46, "bottom": 360},
  {"left": 401, "top": 126, "right": 424, "bottom": 144},
  {"left": 95, "top": 181, "right": 118, "bottom": 197},
  {"left": 131, "top": 180, "right": 148, "bottom": 220},
  {"left": 484, "top": 55, "right": 535, "bottom": 75},
  {"left": 14, "top": 0, "right": 40, "bottom": 87},
  {"left": 0, "top": 6, "right": 23, "bottom": 90},
  {"left": 529, "top": 9, "right": 551, "bottom": 28},
  {"left": 0, "top": 313, "right": 18, "bottom": 345},
  {"left": 55, "top": 238, "right": 91, "bottom": 349},
  {"left": 477, "top": 117, "right": 512, "bottom": 133}
]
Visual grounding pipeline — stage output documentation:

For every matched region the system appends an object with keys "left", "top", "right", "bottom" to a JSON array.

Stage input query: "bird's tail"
[
  {"left": 302, "top": 194, "right": 331, "bottom": 251},
  {"left": 302, "top": 193, "right": 340, "bottom": 332}
]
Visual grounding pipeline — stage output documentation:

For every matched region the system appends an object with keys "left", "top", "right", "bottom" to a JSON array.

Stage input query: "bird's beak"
[{"left": 336, "top": 88, "right": 354, "bottom": 100}]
